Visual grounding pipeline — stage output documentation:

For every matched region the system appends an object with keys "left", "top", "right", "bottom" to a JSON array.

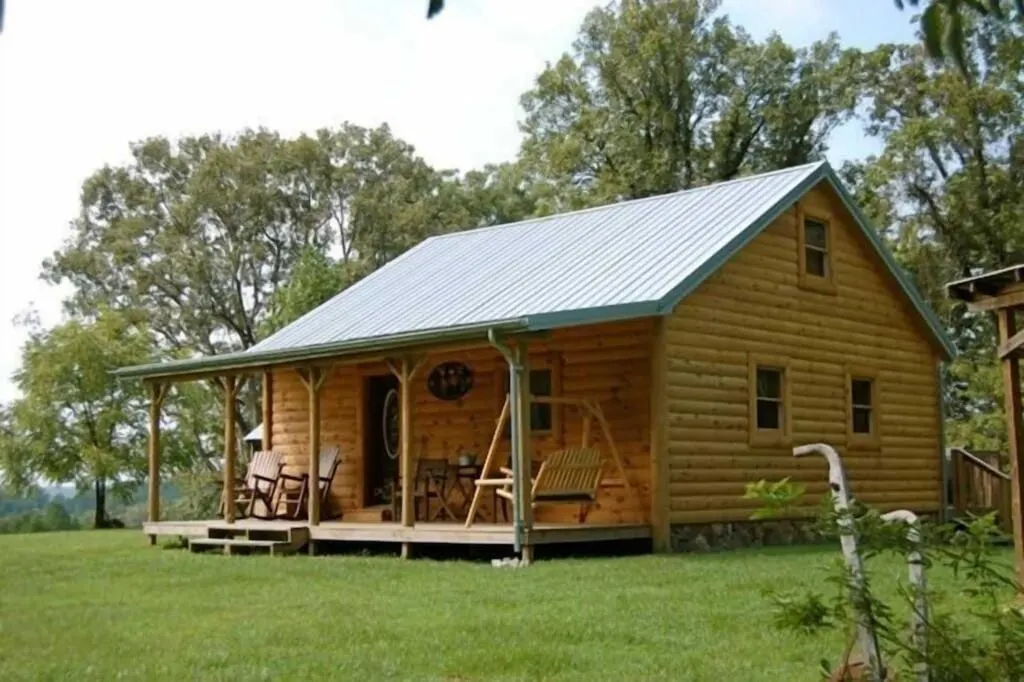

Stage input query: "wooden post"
[
  {"left": 299, "top": 367, "right": 327, "bottom": 527},
  {"left": 262, "top": 369, "right": 273, "bottom": 450},
  {"left": 222, "top": 375, "right": 239, "bottom": 524},
  {"left": 997, "top": 308, "right": 1024, "bottom": 587},
  {"left": 147, "top": 381, "right": 167, "bottom": 544},
  {"left": 387, "top": 356, "right": 424, "bottom": 559},
  {"left": 649, "top": 318, "right": 671, "bottom": 552}
]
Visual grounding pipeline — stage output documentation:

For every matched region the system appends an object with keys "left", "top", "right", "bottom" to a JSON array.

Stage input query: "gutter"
[{"left": 488, "top": 328, "right": 524, "bottom": 554}]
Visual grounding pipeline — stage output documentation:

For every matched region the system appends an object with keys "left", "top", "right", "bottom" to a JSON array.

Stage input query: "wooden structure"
[
  {"left": 947, "top": 447, "right": 1012, "bottom": 533},
  {"left": 122, "top": 162, "right": 952, "bottom": 558},
  {"left": 232, "top": 450, "right": 284, "bottom": 520},
  {"left": 948, "top": 265, "right": 1024, "bottom": 583}
]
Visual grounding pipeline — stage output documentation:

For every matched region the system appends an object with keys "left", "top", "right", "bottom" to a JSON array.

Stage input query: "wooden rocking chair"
[
  {"left": 496, "top": 447, "right": 605, "bottom": 522},
  {"left": 233, "top": 450, "right": 285, "bottom": 520},
  {"left": 275, "top": 446, "right": 341, "bottom": 520}
]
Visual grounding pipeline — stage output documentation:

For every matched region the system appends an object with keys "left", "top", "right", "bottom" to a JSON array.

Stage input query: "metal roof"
[{"left": 116, "top": 160, "right": 954, "bottom": 379}]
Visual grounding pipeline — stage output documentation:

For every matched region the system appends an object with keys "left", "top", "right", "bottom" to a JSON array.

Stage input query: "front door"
[{"left": 364, "top": 374, "right": 400, "bottom": 507}]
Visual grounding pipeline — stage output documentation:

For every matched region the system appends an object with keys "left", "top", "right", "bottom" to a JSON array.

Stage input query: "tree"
[
  {"left": 896, "top": 0, "right": 1023, "bottom": 73},
  {"left": 261, "top": 248, "right": 365, "bottom": 337},
  {"left": 0, "top": 311, "right": 151, "bottom": 527},
  {"left": 517, "top": 0, "right": 867, "bottom": 210},
  {"left": 846, "top": 13, "right": 1024, "bottom": 446},
  {"left": 42, "top": 124, "right": 465, "bottom": 441}
]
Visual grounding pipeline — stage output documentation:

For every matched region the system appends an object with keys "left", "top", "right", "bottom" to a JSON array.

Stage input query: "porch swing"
[{"left": 463, "top": 394, "right": 637, "bottom": 526}]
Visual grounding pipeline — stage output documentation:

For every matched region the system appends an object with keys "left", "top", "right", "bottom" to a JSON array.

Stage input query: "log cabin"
[{"left": 118, "top": 160, "right": 955, "bottom": 558}]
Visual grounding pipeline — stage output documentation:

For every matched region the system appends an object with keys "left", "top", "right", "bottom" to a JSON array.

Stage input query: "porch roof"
[{"left": 117, "top": 160, "right": 955, "bottom": 380}]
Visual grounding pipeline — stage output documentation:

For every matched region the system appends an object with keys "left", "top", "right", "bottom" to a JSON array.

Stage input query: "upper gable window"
[
  {"left": 804, "top": 218, "right": 829, "bottom": 277},
  {"left": 797, "top": 206, "right": 837, "bottom": 294}
]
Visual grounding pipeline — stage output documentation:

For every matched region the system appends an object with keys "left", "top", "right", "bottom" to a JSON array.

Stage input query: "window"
[
  {"left": 748, "top": 355, "right": 791, "bottom": 445},
  {"left": 850, "top": 379, "right": 873, "bottom": 434},
  {"left": 847, "top": 369, "right": 880, "bottom": 446},
  {"left": 797, "top": 206, "right": 836, "bottom": 294},
  {"left": 804, "top": 218, "right": 829, "bottom": 277},
  {"left": 755, "top": 368, "right": 784, "bottom": 430},
  {"left": 501, "top": 367, "right": 554, "bottom": 435}
]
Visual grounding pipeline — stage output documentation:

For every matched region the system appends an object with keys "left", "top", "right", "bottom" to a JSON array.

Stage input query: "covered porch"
[{"left": 134, "top": 319, "right": 656, "bottom": 560}]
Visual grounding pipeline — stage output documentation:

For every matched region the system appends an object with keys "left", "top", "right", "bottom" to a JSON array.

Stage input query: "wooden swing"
[{"left": 464, "top": 394, "right": 636, "bottom": 527}]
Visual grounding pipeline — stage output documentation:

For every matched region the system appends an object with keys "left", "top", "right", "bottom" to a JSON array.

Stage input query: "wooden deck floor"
[{"left": 143, "top": 518, "right": 651, "bottom": 547}]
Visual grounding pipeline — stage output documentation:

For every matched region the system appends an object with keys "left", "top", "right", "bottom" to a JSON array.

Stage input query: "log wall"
[
  {"left": 268, "top": 318, "right": 654, "bottom": 524},
  {"left": 664, "top": 180, "right": 943, "bottom": 524}
]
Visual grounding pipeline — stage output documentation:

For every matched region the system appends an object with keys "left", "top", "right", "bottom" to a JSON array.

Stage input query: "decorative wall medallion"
[{"left": 427, "top": 361, "right": 474, "bottom": 401}]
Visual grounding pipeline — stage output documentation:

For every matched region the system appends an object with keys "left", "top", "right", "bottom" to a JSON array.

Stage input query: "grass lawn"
[{"left": 0, "top": 531, "right": 1008, "bottom": 681}]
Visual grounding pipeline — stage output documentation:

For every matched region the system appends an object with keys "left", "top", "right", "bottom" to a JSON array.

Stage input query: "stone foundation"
[{"left": 670, "top": 519, "right": 822, "bottom": 552}]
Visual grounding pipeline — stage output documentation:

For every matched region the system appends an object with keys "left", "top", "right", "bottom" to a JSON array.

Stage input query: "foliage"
[
  {"left": 847, "top": 12, "right": 1024, "bottom": 441},
  {"left": 34, "top": 123, "right": 474, "bottom": 463},
  {"left": 742, "top": 477, "right": 806, "bottom": 520},
  {"left": 0, "top": 311, "right": 151, "bottom": 527},
  {"left": 747, "top": 479, "right": 1024, "bottom": 680},
  {"left": 0, "top": 502, "right": 81, "bottom": 535},
  {"left": 518, "top": 0, "right": 867, "bottom": 210},
  {"left": 896, "top": 0, "right": 1023, "bottom": 74}
]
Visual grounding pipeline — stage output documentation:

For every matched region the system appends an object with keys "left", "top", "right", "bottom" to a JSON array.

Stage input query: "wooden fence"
[{"left": 948, "top": 447, "right": 1012, "bottom": 533}]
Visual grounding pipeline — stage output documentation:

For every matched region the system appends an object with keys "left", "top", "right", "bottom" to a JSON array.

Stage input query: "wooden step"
[
  {"left": 206, "top": 524, "right": 309, "bottom": 545},
  {"left": 188, "top": 537, "right": 297, "bottom": 556}
]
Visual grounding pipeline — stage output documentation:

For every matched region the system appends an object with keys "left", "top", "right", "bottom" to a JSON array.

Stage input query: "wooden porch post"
[
  {"left": 998, "top": 308, "right": 1024, "bottom": 586},
  {"left": 262, "top": 369, "right": 273, "bottom": 450},
  {"left": 146, "top": 381, "right": 168, "bottom": 544},
  {"left": 514, "top": 344, "right": 534, "bottom": 563},
  {"left": 297, "top": 367, "right": 327, "bottom": 527},
  {"left": 388, "top": 355, "right": 424, "bottom": 559},
  {"left": 222, "top": 375, "right": 239, "bottom": 524}
]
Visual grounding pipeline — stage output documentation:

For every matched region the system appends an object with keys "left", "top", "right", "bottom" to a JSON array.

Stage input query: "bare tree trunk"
[{"left": 93, "top": 478, "right": 106, "bottom": 529}]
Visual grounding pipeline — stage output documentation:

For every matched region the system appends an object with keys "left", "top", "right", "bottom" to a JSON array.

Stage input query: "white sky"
[{"left": 0, "top": 0, "right": 917, "bottom": 402}]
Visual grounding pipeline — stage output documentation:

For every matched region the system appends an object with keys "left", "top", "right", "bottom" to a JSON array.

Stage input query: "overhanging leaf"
[
  {"left": 945, "top": 5, "right": 969, "bottom": 72},
  {"left": 427, "top": 0, "right": 444, "bottom": 19},
  {"left": 921, "top": 2, "right": 946, "bottom": 58}
]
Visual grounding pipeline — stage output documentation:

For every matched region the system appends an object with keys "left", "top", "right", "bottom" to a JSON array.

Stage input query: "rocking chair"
[
  {"left": 275, "top": 446, "right": 341, "bottom": 520},
  {"left": 233, "top": 450, "right": 285, "bottom": 520}
]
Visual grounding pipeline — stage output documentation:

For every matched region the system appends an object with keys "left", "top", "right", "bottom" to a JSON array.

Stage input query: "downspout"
[{"left": 488, "top": 328, "right": 524, "bottom": 553}]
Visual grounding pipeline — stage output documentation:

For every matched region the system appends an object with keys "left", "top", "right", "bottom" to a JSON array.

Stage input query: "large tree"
[
  {"left": 847, "top": 13, "right": 1024, "bottom": 450},
  {"left": 0, "top": 312, "right": 151, "bottom": 527},
  {"left": 43, "top": 124, "right": 465, "bottom": 439},
  {"left": 517, "top": 0, "right": 867, "bottom": 209}
]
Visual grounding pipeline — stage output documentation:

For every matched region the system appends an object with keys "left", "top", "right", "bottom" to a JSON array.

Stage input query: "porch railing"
[{"left": 948, "top": 447, "right": 1012, "bottom": 533}]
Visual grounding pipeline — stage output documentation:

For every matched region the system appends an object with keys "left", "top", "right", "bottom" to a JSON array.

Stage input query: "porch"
[
  {"left": 137, "top": 320, "right": 657, "bottom": 560},
  {"left": 143, "top": 517, "right": 652, "bottom": 550}
]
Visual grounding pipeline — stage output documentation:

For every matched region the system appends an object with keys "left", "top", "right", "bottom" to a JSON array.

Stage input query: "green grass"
[{"left": 0, "top": 531, "right": 1007, "bottom": 681}]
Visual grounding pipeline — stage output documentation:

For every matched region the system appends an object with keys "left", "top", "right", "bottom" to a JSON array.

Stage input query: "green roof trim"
[
  {"left": 114, "top": 319, "right": 529, "bottom": 380},
  {"left": 524, "top": 301, "right": 662, "bottom": 332},
  {"left": 652, "top": 162, "right": 956, "bottom": 360}
]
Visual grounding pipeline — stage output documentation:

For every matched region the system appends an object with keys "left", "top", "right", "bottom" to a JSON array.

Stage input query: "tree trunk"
[{"left": 93, "top": 478, "right": 107, "bottom": 529}]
